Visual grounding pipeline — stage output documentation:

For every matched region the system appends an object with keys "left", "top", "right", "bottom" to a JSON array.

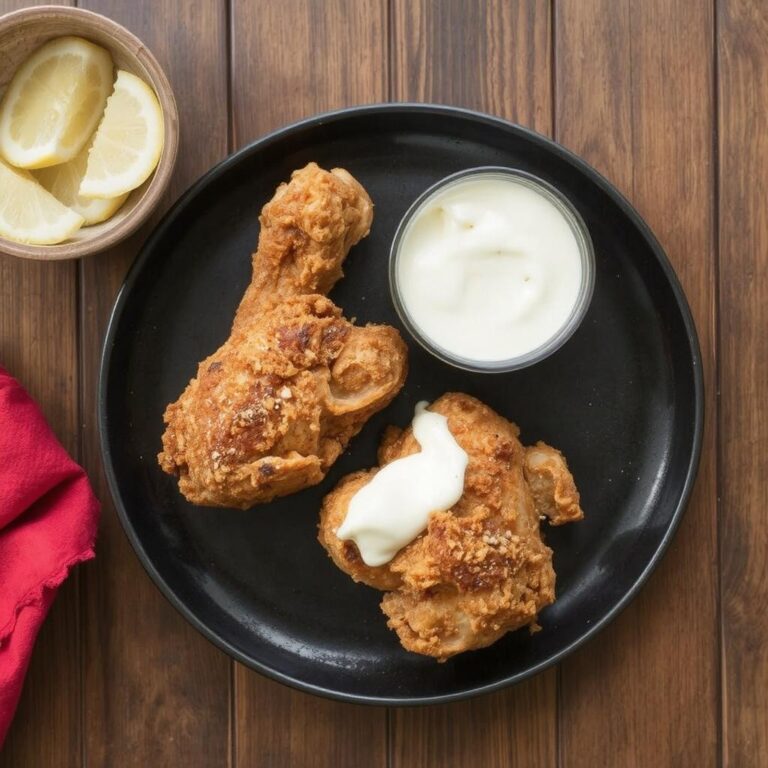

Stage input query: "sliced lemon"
[
  {"left": 79, "top": 70, "right": 164, "bottom": 199},
  {"left": 0, "top": 36, "right": 114, "bottom": 169},
  {"left": 0, "top": 157, "right": 84, "bottom": 244},
  {"left": 34, "top": 137, "right": 128, "bottom": 226}
]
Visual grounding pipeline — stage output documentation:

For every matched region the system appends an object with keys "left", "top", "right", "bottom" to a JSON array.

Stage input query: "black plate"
[{"left": 99, "top": 104, "right": 703, "bottom": 705}]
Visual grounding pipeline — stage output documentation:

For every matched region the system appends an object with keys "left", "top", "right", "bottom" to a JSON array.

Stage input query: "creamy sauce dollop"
[
  {"left": 397, "top": 175, "right": 583, "bottom": 362},
  {"left": 336, "top": 402, "right": 468, "bottom": 567}
]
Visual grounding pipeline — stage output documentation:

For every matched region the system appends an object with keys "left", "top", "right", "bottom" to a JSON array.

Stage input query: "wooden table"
[{"left": 1, "top": 0, "right": 763, "bottom": 765}]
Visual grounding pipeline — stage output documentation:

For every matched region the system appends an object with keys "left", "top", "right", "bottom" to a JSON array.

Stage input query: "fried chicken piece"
[
  {"left": 231, "top": 165, "right": 374, "bottom": 329},
  {"left": 158, "top": 163, "right": 408, "bottom": 508},
  {"left": 318, "top": 393, "right": 583, "bottom": 660},
  {"left": 524, "top": 442, "right": 584, "bottom": 525}
]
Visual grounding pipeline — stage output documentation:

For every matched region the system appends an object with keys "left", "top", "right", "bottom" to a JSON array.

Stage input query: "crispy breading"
[
  {"left": 524, "top": 442, "right": 584, "bottom": 525},
  {"left": 159, "top": 163, "right": 408, "bottom": 508},
  {"left": 318, "top": 393, "right": 583, "bottom": 660}
]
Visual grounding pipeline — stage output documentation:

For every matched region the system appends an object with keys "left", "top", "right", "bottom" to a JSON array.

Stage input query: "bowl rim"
[
  {"left": 0, "top": 5, "right": 179, "bottom": 261},
  {"left": 388, "top": 166, "right": 597, "bottom": 372}
]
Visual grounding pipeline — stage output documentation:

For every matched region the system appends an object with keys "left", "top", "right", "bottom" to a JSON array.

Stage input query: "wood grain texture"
[
  {"left": 229, "top": 2, "right": 389, "bottom": 766},
  {"left": 0, "top": 0, "right": 81, "bottom": 764},
  {"left": 76, "top": 1, "right": 231, "bottom": 766},
  {"left": 718, "top": 0, "right": 768, "bottom": 764},
  {"left": 556, "top": 1, "right": 719, "bottom": 765},
  {"left": 236, "top": 674, "right": 387, "bottom": 768},
  {"left": 390, "top": 2, "right": 556, "bottom": 765},
  {"left": 231, "top": 0, "right": 388, "bottom": 146},
  {"left": 391, "top": 681, "right": 556, "bottom": 768},
  {"left": 391, "top": 0, "right": 552, "bottom": 134}
]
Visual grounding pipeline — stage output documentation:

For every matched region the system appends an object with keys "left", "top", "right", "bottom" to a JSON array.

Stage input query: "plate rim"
[{"left": 98, "top": 102, "right": 705, "bottom": 706}]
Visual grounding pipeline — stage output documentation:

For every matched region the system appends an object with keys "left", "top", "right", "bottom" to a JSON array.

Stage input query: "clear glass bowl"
[{"left": 389, "top": 166, "right": 596, "bottom": 373}]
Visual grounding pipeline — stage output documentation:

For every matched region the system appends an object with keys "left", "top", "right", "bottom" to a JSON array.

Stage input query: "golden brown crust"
[
  {"left": 318, "top": 471, "right": 403, "bottom": 591},
  {"left": 233, "top": 164, "right": 374, "bottom": 328},
  {"left": 523, "top": 442, "right": 584, "bottom": 525},
  {"left": 158, "top": 164, "right": 407, "bottom": 508},
  {"left": 317, "top": 393, "right": 583, "bottom": 660}
]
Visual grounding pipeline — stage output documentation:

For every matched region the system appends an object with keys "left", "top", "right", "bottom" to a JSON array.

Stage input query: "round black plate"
[{"left": 100, "top": 104, "right": 703, "bottom": 705}]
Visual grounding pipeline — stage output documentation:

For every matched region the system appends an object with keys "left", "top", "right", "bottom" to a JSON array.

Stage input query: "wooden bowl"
[{"left": 0, "top": 6, "right": 179, "bottom": 260}]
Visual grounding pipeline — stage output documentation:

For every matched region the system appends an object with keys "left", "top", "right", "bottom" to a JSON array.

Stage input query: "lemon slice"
[
  {"left": 0, "top": 157, "right": 84, "bottom": 244},
  {"left": 0, "top": 36, "right": 114, "bottom": 169},
  {"left": 34, "top": 137, "right": 128, "bottom": 226},
  {"left": 79, "top": 70, "right": 164, "bottom": 199}
]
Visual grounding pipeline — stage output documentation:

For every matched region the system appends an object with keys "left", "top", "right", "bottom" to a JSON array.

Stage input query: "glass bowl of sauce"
[{"left": 389, "top": 167, "right": 595, "bottom": 373}]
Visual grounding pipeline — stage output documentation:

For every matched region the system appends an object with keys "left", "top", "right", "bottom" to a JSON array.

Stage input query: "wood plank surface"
[
  {"left": 391, "top": 0, "right": 552, "bottom": 134},
  {"left": 229, "top": 2, "right": 389, "bottom": 767},
  {"left": 76, "top": 2, "right": 232, "bottom": 766},
  {"left": 556, "top": 1, "right": 719, "bottom": 766},
  {"left": 389, "top": 2, "right": 557, "bottom": 766},
  {"left": 231, "top": 0, "right": 387, "bottom": 148},
  {"left": 718, "top": 0, "right": 768, "bottom": 764},
  {"left": 0, "top": 0, "right": 81, "bottom": 765}
]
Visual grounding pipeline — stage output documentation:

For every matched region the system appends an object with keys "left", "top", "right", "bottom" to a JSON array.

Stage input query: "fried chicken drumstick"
[
  {"left": 159, "top": 163, "right": 408, "bottom": 508},
  {"left": 318, "top": 393, "right": 583, "bottom": 660}
]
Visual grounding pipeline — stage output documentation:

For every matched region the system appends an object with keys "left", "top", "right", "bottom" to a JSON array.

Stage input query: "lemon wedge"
[
  {"left": 79, "top": 70, "right": 164, "bottom": 199},
  {"left": 34, "top": 137, "right": 128, "bottom": 226},
  {"left": 0, "top": 157, "right": 84, "bottom": 244},
  {"left": 0, "top": 36, "right": 114, "bottom": 169}
]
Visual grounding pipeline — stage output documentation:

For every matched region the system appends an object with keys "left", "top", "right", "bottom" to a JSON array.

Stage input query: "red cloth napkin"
[{"left": 0, "top": 367, "right": 99, "bottom": 746}]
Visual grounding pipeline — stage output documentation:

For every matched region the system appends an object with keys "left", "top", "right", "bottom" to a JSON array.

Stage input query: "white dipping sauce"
[
  {"left": 397, "top": 175, "right": 583, "bottom": 362},
  {"left": 336, "top": 402, "right": 468, "bottom": 567}
]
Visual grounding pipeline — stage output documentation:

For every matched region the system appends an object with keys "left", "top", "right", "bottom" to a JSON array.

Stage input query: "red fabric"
[{"left": 0, "top": 367, "right": 99, "bottom": 747}]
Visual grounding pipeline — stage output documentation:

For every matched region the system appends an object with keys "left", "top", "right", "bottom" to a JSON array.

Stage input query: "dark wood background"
[{"left": 0, "top": 0, "right": 764, "bottom": 765}]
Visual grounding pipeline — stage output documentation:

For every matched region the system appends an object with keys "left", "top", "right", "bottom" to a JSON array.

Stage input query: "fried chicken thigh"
[
  {"left": 318, "top": 393, "right": 583, "bottom": 660},
  {"left": 159, "top": 163, "right": 408, "bottom": 508}
]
